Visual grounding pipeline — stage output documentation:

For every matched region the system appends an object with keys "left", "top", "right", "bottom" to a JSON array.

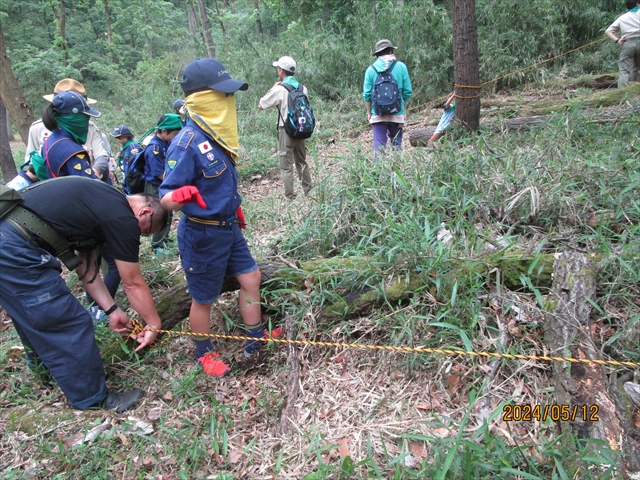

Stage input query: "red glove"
[
  {"left": 171, "top": 186, "right": 207, "bottom": 209},
  {"left": 236, "top": 206, "right": 246, "bottom": 229}
]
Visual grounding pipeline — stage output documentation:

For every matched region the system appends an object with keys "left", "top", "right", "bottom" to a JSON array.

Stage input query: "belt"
[
  {"left": 5, "top": 206, "right": 82, "bottom": 270},
  {"left": 187, "top": 216, "right": 237, "bottom": 228}
]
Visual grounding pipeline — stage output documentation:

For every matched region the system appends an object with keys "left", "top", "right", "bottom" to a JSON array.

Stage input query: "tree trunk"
[
  {"left": 544, "top": 251, "right": 640, "bottom": 475},
  {"left": 102, "top": 0, "right": 114, "bottom": 60},
  {"left": 452, "top": 0, "right": 480, "bottom": 132},
  {"left": 213, "top": 0, "right": 227, "bottom": 53},
  {"left": 0, "top": 26, "right": 34, "bottom": 146},
  {"left": 5, "top": 107, "right": 14, "bottom": 141},
  {"left": 253, "top": 0, "right": 263, "bottom": 39},
  {"left": 50, "top": 0, "right": 69, "bottom": 63},
  {"left": 140, "top": 0, "right": 153, "bottom": 60},
  {"left": 197, "top": 0, "right": 216, "bottom": 58},
  {"left": 0, "top": 96, "right": 17, "bottom": 181}
]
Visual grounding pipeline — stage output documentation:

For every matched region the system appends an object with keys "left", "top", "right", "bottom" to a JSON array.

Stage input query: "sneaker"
[
  {"left": 102, "top": 389, "right": 145, "bottom": 413},
  {"left": 198, "top": 352, "right": 230, "bottom": 377},
  {"left": 90, "top": 306, "right": 107, "bottom": 323}
]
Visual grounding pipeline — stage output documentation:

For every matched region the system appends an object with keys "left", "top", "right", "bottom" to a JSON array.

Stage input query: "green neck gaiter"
[{"left": 56, "top": 114, "right": 90, "bottom": 145}]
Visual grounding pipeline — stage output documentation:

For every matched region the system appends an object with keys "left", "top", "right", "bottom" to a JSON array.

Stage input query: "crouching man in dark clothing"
[{"left": 0, "top": 176, "right": 168, "bottom": 413}]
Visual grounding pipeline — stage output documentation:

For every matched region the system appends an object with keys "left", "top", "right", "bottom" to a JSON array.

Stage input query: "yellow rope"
[{"left": 129, "top": 320, "right": 640, "bottom": 368}]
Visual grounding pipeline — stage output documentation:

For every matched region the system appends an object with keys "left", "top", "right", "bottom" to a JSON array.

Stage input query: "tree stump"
[{"left": 544, "top": 251, "right": 639, "bottom": 474}]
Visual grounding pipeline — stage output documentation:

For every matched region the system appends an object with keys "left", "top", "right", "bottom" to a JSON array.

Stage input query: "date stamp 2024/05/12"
[{"left": 503, "top": 404, "right": 600, "bottom": 422}]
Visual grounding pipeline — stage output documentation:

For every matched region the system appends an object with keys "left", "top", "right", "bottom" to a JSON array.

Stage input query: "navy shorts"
[{"left": 178, "top": 216, "right": 258, "bottom": 304}]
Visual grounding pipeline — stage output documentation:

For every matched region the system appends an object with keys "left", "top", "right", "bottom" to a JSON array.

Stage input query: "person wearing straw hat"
[
  {"left": 24, "top": 79, "right": 111, "bottom": 181},
  {"left": 362, "top": 39, "right": 412, "bottom": 154},
  {"left": 606, "top": 0, "right": 640, "bottom": 88},
  {"left": 159, "top": 58, "right": 277, "bottom": 377}
]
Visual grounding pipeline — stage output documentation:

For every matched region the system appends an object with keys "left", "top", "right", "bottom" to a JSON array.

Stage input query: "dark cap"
[
  {"left": 373, "top": 39, "right": 397, "bottom": 56},
  {"left": 173, "top": 99, "right": 185, "bottom": 110},
  {"left": 52, "top": 91, "right": 101, "bottom": 117},
  {"left": 180, "top": 58, "right": 249, "bottom": 96},
  {"left": 110, "top": 125, "right": 132, "bottom": 137}
]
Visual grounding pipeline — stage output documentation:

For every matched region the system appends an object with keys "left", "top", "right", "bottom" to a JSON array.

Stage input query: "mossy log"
[
  {"left": 543, "top": 251, "right": 639, "bottom": 474},
  {"left": 102, "top": 252, "right": 555, "bottom": 362}
]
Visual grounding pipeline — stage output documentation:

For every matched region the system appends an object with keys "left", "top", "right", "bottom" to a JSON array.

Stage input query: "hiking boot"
[
  {"left": 198, "top": 352, "right": 230, "bottom": 377},
  {"left": 102, "top": 389, "right": 145, "bottom": 413}
]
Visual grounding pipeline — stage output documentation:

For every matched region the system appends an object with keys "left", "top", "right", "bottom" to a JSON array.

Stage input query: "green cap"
[{"left": 157, "top": 113, "right": 183, "bottom": 131}]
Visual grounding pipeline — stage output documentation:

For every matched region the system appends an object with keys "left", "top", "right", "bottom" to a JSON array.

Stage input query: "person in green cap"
[{"left": 142, "top": 113, "right": 182, "bottom": 251}]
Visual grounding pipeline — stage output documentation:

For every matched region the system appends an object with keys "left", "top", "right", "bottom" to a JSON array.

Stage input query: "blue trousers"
[
  {"left": 0, "top": 220, "right": 108, "bottom": 409},
  {"left": 372, "top": 122, "right": 403, "bottom": 154}
]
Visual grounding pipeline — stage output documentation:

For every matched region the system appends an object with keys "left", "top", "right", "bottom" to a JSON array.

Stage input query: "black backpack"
[
  {"left": 125, "top": 149, "right": 146, "bottom": 194},
  {"left": 372, "top": 61, "right": 402, "bottom": 116},
  {"left": 278, "top": 83, "right": 316, "bottom": 140}
]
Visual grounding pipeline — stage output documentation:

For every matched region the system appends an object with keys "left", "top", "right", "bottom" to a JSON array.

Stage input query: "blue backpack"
[
  {"left": 279, "top": 83, "right": 316, "bottom": 140},
  {"left": 124, "top": 150, "right": 146, "bottom": 194},
  {"left": 372, "top": 61, "right": 402, "bottom": 115}
]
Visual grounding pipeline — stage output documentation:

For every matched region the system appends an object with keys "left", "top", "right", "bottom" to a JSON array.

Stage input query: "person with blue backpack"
[
  {"left": 110, "top": 125, "right": 142, "bottom": 192},
  {"left": 258, "top": 55, "right": 314, "bottom": 199},
  {"left": 363, "top": 39, "right": 413, "bottom": 155}
]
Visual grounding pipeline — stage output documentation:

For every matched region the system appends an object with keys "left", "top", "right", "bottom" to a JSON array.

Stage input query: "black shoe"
[{"left": 102, "top": 389, "right": 145, "bottom": 413}]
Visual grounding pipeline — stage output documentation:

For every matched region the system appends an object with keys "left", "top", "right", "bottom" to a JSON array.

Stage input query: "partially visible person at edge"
[
  {"left": 362, "top": 39, "right": 412, "bottom": 154},
  {"left": 0, "top": 176, "right": 168, "bottom": 412},
  {"left": 40, "top": 92, "right": 122, "bottom": 322},
  {"left": 427, "top": 92, "right": 456, "bottom": 147},
  {"left": 5, "top": 164, "right": 39, "bottom": 191},
  {"left": 110, "top": 124, "right": 142, "bottom": 183},
  {"left": 24, "top": 79, "right": 111, "bottom": 182},
  {"left": 142, "top": 114, "right": 182, "bottom": 252},
  {"left": 258, "top": 55, "right": 313, "bottom": 200},
  {"left": 606, "top": 0, "right": 640, "bottom": 88},
  {"left": 173, "top": 99, "right": 187, "bottom": 126},
  {"left": 159, "top": 58, "right": 277, "bottom": 378}
]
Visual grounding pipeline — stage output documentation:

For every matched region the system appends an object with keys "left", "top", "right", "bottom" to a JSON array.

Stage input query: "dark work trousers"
[
  {"left": 85, "top": 252, "right": 120, "bottom": 307},
  {"left": 0, "top": 220, "right": 108, "bottom": 409}
]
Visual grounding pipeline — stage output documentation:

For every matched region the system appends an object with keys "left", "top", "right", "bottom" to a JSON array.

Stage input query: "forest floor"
[{"left": 1, "top": 78, "right": 639, "bottom": 479}]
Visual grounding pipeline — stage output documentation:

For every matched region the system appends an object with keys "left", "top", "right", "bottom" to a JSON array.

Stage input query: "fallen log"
[
  {"left": 410, "top": 115, "right": 550, "bottom": 146},
  {"left": 543, "top": 251, "right": 639, "bottom": 474}
]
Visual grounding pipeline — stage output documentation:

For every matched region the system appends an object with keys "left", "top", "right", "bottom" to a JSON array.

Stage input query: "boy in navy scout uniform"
[
  {"left": 159, "top": 58, "right": 277, "bottom": 377},
  {"left": 143, "top": 114, "right": 182, "bottom": 250},
  {"left": 41, "top": 91, "right": 101, "bottom": 179},
  {"left": 110, "top": 124, "right": 142, "bottom": 175}
]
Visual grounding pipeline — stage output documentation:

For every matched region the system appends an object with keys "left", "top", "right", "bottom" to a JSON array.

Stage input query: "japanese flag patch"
[{"left": 198, "top": 141, "right": 213, "bottom": 154}]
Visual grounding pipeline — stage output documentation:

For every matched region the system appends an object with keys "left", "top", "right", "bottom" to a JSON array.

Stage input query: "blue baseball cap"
[
  {"left": 173, "top": 99, "right": 185, "bottom": 110},
  {"left": 110, "top": 125, "right": 133, "bottom": 137},
  {"left": 180, "top": 58, "right": 248, "bottom": 96},
  {"left": 52, "top": 91, "right": 101, "bottom": 117}
]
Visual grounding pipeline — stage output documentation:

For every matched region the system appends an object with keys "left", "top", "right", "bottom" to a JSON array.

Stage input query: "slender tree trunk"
[
  {"left": 188, "top": 0, "right": 207, "bottom": 54},
  {"left": 140, "top": 0, "right": 153, "bottom": 60},
  {"left": 6, "top": 108, "right": 15, "bottom": 141},
  {"left": 50, "top": 0, "right": 69, "bottom": 63},
  {"left": 212, "top": 0, "right": 227, "bottom": 53},
  {"left": 253, "top": 0, "right": 263, "bottom": 39},
  {"left": 0, "top": 96, "right": 18, "bottom": 181},
  {"left": 197, "top": 0, "right": 216, "bottom": 58},
  {"left": 0, "top": 26, "right": 34, "bottom": 146},
  {"left": 452, "top": 0, "right": 480, "bottom": 131},
  {"left": 102, "top": 0, "right": 114, "bottom": 61}
]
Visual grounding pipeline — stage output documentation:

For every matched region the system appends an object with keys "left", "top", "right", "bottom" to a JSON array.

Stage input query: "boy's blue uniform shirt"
[
  {"left": 142, "top": 135, "right": 169, "bottom": 186},
  {"left": 43, "top": 129, "right": 96, "bottom": 179},
  {"left": 159, "top": 120, "right": 241, "bottom": 221}
]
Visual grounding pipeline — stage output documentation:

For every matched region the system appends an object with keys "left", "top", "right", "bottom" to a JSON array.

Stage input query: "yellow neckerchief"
[{"left": 185, "top": 90, "right": 240, "bottom": 163}]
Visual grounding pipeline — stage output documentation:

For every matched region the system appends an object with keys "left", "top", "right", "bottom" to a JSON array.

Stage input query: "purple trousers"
[{"left": 372, "top": 122, "right": 403, "bottom": 154}]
